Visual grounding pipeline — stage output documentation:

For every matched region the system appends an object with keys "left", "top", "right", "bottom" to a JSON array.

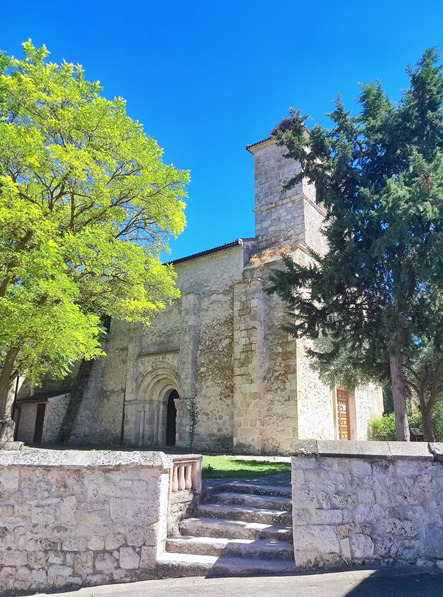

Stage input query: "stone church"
[{"left": 14, "top": 137, "right": 383, "bottom": 454}]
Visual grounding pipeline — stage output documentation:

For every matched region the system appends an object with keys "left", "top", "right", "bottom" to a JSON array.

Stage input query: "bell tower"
[{"left": 246, "top": 137, "right": 326, "bottom": 256}]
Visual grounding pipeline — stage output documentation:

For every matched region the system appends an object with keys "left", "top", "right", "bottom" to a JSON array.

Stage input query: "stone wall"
[
  {"left": 295, "top": 340, "right": 335, "bottom": 440},
  {"left": 41, "top": 394, "right": 70, "bottom": 444},
  {"left": 291, "top": 440, "right": 443, "bottom": 569},
  {"left": 15, "top": 403, "right": 39, "bottom": 444},
  {"left": 232, "top": 278, "right": 266, "bottom": 452},
  {"left": 354, "top": 385, "right": 384, "bottom": 440},
  {"left": 120, "top": 243, "right": 247, "bottom": 451},
  {"left": 0, "top": 450, "right": 171, "bottom": 595},
  {"left": 234, "top": 262, "right": 300, "bottom": 454},
  {"left": 72, "top": 318, "right": 131, "bottom": 445}
]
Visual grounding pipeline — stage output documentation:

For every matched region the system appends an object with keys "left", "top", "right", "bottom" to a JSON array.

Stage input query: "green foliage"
[
  {"left": 268, "top": 50, "right": 443, "bottom": 438},
  {"left": 431, "top": 400, "right": 443, "bottom": 441},
  {"left": 309, "top": 335, "right": 376, "bottom": 391},
  {"left": 0, "top": 41, "right": 189, "bottom": 385},
  {"left": 370, "top": 413, "right": 397, "bottom": 441},
  {"left": 370, "top": 408, "right": 422, "bottom": 441},
  {"left": 383, "top": 385, "right": 394, "bottom": 414},
  {"left": 202, "top": 455, "right": 291, "bottom": 479},
  {"left": 187, "top": 394, "right": 199, "bottom": 451}
]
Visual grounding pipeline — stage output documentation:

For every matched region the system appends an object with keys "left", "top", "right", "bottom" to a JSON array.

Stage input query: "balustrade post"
[
  {"left": 191, "top": 456, "right": 202, "bottom": 494},
  {"left": 171, "top": 463, "right": 179, "bottom": 492},
  {"left": 169, "top": 455, "right": 202, "bottom": 496},
  {"left": 185, "top": 463, "right": 192, "bottom": 489},
  {"left": 178, "top": 463, "right": 186, "bottom": 490}
]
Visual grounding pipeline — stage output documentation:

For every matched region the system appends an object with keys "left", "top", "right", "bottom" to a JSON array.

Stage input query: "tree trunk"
[
  {"left": 422, "top": 406, "right": 436, "bottom": 442},
  {"left": 389, "top": 354, "right": 410, "bottom": 441},
  {"left": 0, "top": 347, "right": 20, "bottom": 444},
  {"left": 58, "top": 359, "right": 95, "bottom": 444}
]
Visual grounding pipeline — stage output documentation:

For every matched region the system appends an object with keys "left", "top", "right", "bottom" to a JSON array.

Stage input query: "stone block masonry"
[
  {"left": 291, "top": 440, "right": 443, "bottom": 569},
  {"left": 0, "top": 450, "right": 171, "bottom": 595}
]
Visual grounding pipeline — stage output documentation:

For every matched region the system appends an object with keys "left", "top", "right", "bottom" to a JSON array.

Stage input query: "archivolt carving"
[{"left": 138, "top": 363, "right": 182, "bottom": 404}]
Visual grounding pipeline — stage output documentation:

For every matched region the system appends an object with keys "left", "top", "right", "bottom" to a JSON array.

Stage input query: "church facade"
[{"left": 14, "top": 137, "right": 383, "bottom": 453}]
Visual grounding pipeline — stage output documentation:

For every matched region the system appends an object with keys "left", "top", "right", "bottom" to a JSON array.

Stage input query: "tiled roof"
[
  {"left": 169, "top": 238, "right": 254, "bottom": 265},
  {"left": 245, "top": 137, "right": 272, "bottom": 152}
]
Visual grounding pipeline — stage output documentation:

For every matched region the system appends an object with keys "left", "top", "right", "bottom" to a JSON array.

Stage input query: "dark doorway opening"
[
  {"left": 166, "top": 390, "right": 178, "bottom": 446},
  {"left": 33, "top": 403, "right": 46, "bottom": 444}
]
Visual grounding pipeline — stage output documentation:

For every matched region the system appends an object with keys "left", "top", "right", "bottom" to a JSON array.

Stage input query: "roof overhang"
[
  {"left": 246, "top": 137, "right": 274, "bottom": 154},
  {"left": 168, "top": 238, "right": 250, "bottom": 266}
]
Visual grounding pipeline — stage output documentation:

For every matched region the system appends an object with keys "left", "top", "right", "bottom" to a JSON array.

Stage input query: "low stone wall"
[
  {"left": 168, "top": 490, "right": 198, "bottom": 537},
  {"left": 291, "top": 440, "right": 443, "bottom": 569},
  {"left": 0, "top": 450, "right": 171, "bottom": 595}
]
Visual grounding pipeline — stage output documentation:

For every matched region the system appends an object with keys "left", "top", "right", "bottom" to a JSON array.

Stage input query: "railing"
[{"left": 169, "top": 455, "right": 202, "bottom": 495}]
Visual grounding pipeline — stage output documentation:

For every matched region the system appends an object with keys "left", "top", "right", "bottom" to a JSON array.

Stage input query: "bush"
[
  {"left": 370, "top": 408, "right": 422, "bottom": 441},
  {"left": 370, "top": 413, "right": 397, "bottom": 440},
  {"left": 432, "top": 401, "right": 443, "bottom": 441}
]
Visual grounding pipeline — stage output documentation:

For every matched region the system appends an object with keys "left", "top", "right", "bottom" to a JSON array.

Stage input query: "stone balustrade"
[
  {"left": 169, "top": 455, "right": 202, "bottom": 495},
  {"left": 167, "top": 455, "right": 203, "bottom": 536}
]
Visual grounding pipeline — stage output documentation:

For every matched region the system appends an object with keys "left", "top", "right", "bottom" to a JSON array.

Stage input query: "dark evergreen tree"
[{"left": 268, "top": 50, "right": 443, "bottom": 441}]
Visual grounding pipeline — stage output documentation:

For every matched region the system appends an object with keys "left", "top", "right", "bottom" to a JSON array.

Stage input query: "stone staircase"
[{"left": 157, "top": 480, "right": 295, "bottom": 577}]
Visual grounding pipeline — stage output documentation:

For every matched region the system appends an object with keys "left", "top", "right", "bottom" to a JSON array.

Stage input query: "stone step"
[
  {"left": 180, "top": 517, "right": 293, "bottom": 541},
  {"left": 157, "top": 552, "right": 296, "bottom": 577},
  {"left": 207, "top": 491, "right": 291, "bottom": 510},
  {"left": 166, "top": 535, "right": 294, "bottom": 560},
  {"left": 203, "top": 483, "right": 292, "bottom": 500},
  {"left": 197, "top": 503, "right": 292, "bottom": 526}
]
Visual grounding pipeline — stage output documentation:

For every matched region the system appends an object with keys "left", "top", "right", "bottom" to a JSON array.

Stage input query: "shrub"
[
  {"left": 370, "top": 408, "right": 422, "bottom": 440},
  {"left": 370, "top": 413, "right": 397, "bottom": 440},
  {"left": 432, "top": 400, "right": 443, "bottom": 441}
]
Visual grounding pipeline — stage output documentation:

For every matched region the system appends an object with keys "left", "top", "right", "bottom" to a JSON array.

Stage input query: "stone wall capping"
[
  {"left": 387, "top": 441, "right": 433, "bottom": 460},
  {"left": 0, "top": 449, "right": 173, "bottom": 471},
  {"left": 429, "top": 443, "right": 443, "bottom": 461},
  {"left": 290, "top": 439, "right": 318, "bottom": 456},
  {"left": 291, "top": 439, "right": 438, "bottom": 461}
]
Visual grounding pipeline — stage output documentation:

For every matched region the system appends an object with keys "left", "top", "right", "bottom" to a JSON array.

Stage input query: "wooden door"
[{"left": 336, "top": 389, "right": 351, "bottom": 440}]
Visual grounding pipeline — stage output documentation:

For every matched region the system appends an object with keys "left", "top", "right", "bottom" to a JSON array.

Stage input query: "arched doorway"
[{"left": 166, "top": 390, "right": 178, "bottom": 446}]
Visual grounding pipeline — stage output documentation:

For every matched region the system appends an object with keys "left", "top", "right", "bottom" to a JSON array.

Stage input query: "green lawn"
[{"left": 202, "top": 455, "right": 291, "bottom": 479}]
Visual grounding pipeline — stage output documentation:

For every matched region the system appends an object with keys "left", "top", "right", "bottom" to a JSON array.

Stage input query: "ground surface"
[
  {"left": 201, "top": 454, "right": 291, "bottom": 479},
  {"left": 33, "top": 568, "right": 443, "bottom": 597}
]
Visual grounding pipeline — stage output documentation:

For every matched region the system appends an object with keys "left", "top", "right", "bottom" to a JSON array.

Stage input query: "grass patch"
[{"left": 202, "top": 455, "right": 291, "bottom": 479}]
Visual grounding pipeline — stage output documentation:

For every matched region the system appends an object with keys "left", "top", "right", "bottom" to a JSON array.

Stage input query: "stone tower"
[
  {"left": 246, "top": 137, "right": 327, "bottom": 256},
  {"left": 229, "top": 137, "right": 330, "bottom": 453}
]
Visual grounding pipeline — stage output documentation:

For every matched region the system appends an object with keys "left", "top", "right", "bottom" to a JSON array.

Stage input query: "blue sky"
[{"left": 2, "top": 1, "right": 442, "bottom": 260}]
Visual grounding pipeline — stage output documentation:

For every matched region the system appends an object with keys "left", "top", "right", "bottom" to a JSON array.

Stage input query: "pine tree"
[{"left": 268, "top": 50, "right": 443, "bottom": 441}]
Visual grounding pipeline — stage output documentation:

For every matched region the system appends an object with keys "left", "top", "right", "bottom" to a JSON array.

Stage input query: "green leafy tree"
[
  {"left": 268, "top": 50, "right": 443, "bottom": 441},
  {"left": 0, "top": 41, "right": 189, "bottom": 443},
  {"left": 404, "top": 346, "right": 443, "bottom": 441}
]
